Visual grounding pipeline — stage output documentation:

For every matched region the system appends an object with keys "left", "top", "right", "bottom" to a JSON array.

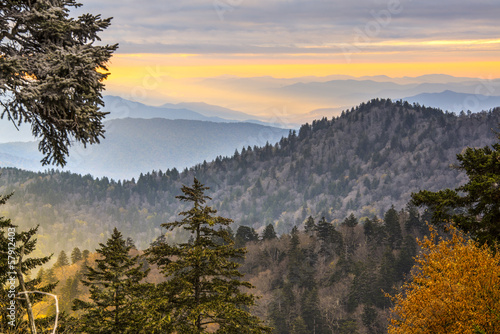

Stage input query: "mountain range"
[
  {"left": 187, "top": 74, "right": 500, "bottom": 121},
  {"left": 1, "top": 99, "right": 499, "bottom": 257},
  {"left": 0, "top": 117, "right": 289, "bottom": 180}
]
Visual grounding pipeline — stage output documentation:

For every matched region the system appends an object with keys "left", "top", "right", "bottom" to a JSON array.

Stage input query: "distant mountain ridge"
[
  {"left": 402, "top": 90, "right": 500, "bottom": 113},
  {"left": 103, "top": 96, "right": 232, "bottom": 123},
  {"left": 2, "top": 99, "right": 500, "bottom": 256},
  {"left": 0, "top": 117, "right": 290, "bottom": 180},
  {"left": 159, "top": 101, "right": 259, "bottom": 122}
]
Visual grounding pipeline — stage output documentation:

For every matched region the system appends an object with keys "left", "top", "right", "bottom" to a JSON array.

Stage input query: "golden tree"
[{"left": 388, "top": 225, "right": 500, "bottom": 334}]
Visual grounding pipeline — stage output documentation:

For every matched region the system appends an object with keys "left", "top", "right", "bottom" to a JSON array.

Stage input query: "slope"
[
  {"left": 0, "top": 118, "right": 290, "bottom": 180},
  {"left": 1, "top": 99, "right": 499, "bottom": 255}
]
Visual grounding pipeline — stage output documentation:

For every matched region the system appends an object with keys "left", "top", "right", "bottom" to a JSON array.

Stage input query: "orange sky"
[{"left": 108, "top": 56, "right": 500, "bottom": 80}]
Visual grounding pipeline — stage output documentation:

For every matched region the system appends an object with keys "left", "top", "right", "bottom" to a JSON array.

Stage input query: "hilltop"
[{"left": 1, "top": 99, "right": 499, "bottom": 254}]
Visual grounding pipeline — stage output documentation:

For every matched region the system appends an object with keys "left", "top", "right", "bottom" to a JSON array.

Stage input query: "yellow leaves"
[{"left": 388, "top": 225, "right": 500, "bottom": 334}]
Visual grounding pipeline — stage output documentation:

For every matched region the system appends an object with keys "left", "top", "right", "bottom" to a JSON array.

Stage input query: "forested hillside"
[
  {"left": 39, "top": 207, "right": 427, "bottom": 333},
  {"left": 1, "top": 99, "right": 499, "bottom": 255},
  {"left": 0, "top": 118, "right": 289, "bottom": 180}
]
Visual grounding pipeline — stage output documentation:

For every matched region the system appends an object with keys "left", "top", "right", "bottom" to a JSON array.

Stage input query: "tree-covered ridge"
[{"left": 1, "top": 99, "right": 499, "bottom": 254}]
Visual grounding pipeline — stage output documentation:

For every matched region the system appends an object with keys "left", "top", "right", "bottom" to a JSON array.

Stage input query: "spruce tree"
[
  {"left": 235, "top": 225, "right": 259, "bottom": 248},
  {"left": 412, "top": 139, "right": 500, "bottom": 247},
  {"left": 262, "top": 223, "right": 277, "bottom": 241},
  {"left": 146, "top": 178, "right": 271, "bottom": 333},
  {"left": 82, "top": 249, "right": 90, "bottom": 260},
  {"left": 71, "top": 247, "right": 82, "bottom": 264},
  {"left": 73, "top": 228, "right": 149, "bottom": 334},
  {"left": 0, "top": 0, "right": 118, "bottom": 166},
  {"left": 0, "top": 194, "right": 54, "bottom": 333},
  {"left": 54, "top": 250, "right": 69, "bottom": 268},
  {"left": 304, "top": 216, "right": 316, "bottom": 233},
  {"left": 384, "top": 206, "right": 402, "bottom": 249}
]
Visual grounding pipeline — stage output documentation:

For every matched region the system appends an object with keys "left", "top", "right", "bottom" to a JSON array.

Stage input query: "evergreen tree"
[
  {"left": 54, "top": 250, "right": 69, "bottom": 268},
  {"left": 384, "top": 206, "right": 402, "bottom": 249},
  {"left": 412, "top": 139, "right": 500, "bottom": 247},
  {"left": 342, "top": 213, "right": 358, "bottom": 227},
  {"left": 44, "top": 268, "right": 58, "bottom": 284},
  {"left": 404, "top": 204, "right": 424, "bottom": 233},
  {"left": 73, "top": 228, "right": 149, "bottom": 334},
  {"left": 304, "top": 216, "right": 316, "bottom": 233},
  {"left": 146, "top": 178, "right": 271, "bottom": 333},
  {"left": 300, "top": 287, "right": 326, "bottom": 333},
  {"left": 61, "top": 277, "right": 79, "bottom": 313},
  {"left": 262, "top": 223, "right": 277, "bottom": 241},
  {"left": 70, "top": 247, "right": 82, "bottom": 264},
  {"left": 290, "top": 316, "right": 308, "bottom": 334},
  {"left": 0, "top": 195, "right": 53, "bottom": 333},
  {"left": 235, "top": 225, "right": 259, "bottom": 248},
  {"left": 82, "top": 249, "right": 90, "bottom": 260},
  {"left": 0, "top": 0, "right": 118, "bottom": 166},
  {"left": 287, "top": 226, "right": 304, "bottom": 286},
  {"left": 316, "top": 217, "right": 343, "bottom": 257}
]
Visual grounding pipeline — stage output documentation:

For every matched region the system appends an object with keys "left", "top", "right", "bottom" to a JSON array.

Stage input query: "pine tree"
[
  {"left": 146, "top": 178, "right": 272, "bottom": 333},
  {"left": 0, "top": 195, "right": 53, "bottom": 333},
  {"left": 316, "top": 217, "right": 343, "bottom": 258},
  {"left": 262, "top": 223, "right": 277, "bottom": 241},
  {"left": 287, "top": 226, "right": 304, "bottom": 286},
  {"left": 342, "top": 213, "right": 358, "bottom": 227},
  {"left": 71, "top": 247, "right": 82, "bottom": 264},
  {"left": 235, "top": 225, "right": 259, "bottom": 248},
  {"left": 54, "top": 250, "right": 69, "bottom": 268},
  {"left": 0, "top": 0, "right": 118, "bottom": 166},
  {"left": 73, "top": 228, "right": 150, "bottom": 334},
  {"left": 304, "top": 216, "right": 316, "bottom": 233},
  {"left": 412, "top": 139, "right": 500, "bottom": 247},
  {"left": 384, "top": 206, "right": 402, "bottom": 249},
  {"left": 82, "top": 249, "right": 90, "bottom": 260}
]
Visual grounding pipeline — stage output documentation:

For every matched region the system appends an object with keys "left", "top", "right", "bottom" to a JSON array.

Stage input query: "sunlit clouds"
[{"left": 72, "top": 0, "right": 500, "bottom": 120}]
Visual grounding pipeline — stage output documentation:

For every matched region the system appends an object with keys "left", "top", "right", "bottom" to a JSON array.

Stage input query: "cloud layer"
[{"left": 75, "top": 0, "right": 500, "bottom": 57}]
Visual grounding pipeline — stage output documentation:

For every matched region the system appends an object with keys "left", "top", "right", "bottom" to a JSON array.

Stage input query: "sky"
[{"left": 71, "top": 0, "right": 500, "bottom": 117}]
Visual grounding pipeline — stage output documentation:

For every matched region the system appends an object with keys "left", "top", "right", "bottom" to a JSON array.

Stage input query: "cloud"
[{"left": 73, "top": 0, "right": 499, "bottom": 57}]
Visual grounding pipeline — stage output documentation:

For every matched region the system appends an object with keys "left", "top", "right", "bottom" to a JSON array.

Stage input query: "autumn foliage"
[{"left": 388, "top": 225, "right": 500, "bottom": 334}]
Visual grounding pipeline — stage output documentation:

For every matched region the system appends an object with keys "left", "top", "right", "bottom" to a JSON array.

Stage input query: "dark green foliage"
[
  {"left": 342, "top": 213, "right": 358, "bottom": 227},
  {"left": 44, "top": 268, "right": 58, "bottom": 284},
  {"left": 54, "top": 250, "right": 69, "bottom": 268},
  {"left": 404, "top": 204, "right": 425, "bottom": 233},
  {"left": 316, "top": 217, "right": 343, "bottom": 258},
  {"left": 268, "top": 282, "right": 295, "bottom": 334},
  {"left": 384, "top": 206, "right": 402, "bottom": 249},
  {"left": 73, "top": 228, "right": 149, "bottom": 334},
  {"left": 396, "top": 236, "right": 417, "bottom": 280},
  {"left": 0, "top": 193, "right": 15, "bottom": 283},
  {"left": 300, "top": 287, "right": 326, "bottom": 333},
  {"left": 0, "top": 0, "right": 118, "bottom": 166},
  {"left": 362, "top": 305, "right": 384, "bottom": 334},
  {"left": 82, "top": 249, "right": 90, "bottom": 260},
  {"left": 334, "top": 319, "right": 359, "bottom": 334},
  {"left": 2, "top": 102, "right": 500, "bottom": 255},
  {"left": 287, "top": 227, "right": 304, "bottom": 286},
  {"left": 304, "top": 216, "right": 316, "bottom": 233},
  {"left": 262, "top": 224, "right": 277, "bottom": 241},
  {"left": 0, "top": 0, "right": 118, "bottom": 167},
  {"left": 235, "top": 225, "right": 260, "bottom": 247},
  {"left": 412, "top": 140, "right": 500, "bottom": 247},
  {"left": 71, "top": 247, "right": 82, "bottom": 264},
  {"left": 290, "top": 316, "right": 308, "bottom": 334},
  {"left": 146, "top": 178, "right": 271, "bottom": 333}
]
